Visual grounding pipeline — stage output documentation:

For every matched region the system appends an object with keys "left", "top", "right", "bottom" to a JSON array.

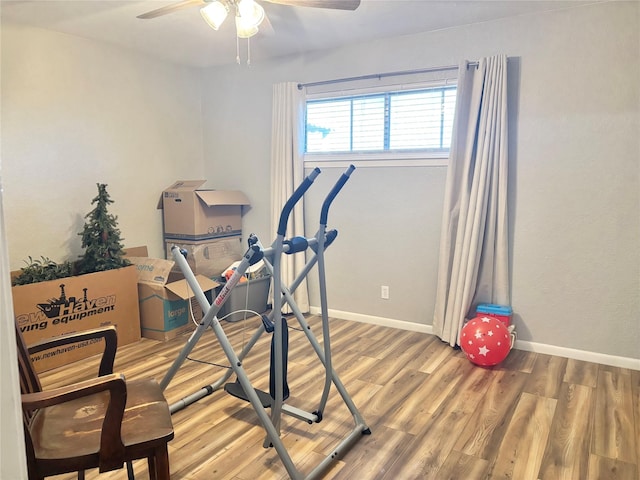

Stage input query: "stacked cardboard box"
[
  {"left": 128, "top": 255, "right": 219, "bottom": 341},
  {"left": 159, "top": 180, "right": 250, "bottom": 279},
  {"left": 164, "top": 237, "right": 243, "bottom": 279},
  {"left": 12, "top": 265, "right": 141, "bottom": 372}
]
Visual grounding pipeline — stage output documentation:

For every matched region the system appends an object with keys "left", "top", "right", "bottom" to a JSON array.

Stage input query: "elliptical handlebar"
[
  {"left": 277, "top": 167, "right": 321, "bottom": 236},
  {"left": 320, "top": 164, "right": 355, "bottom": 226}
]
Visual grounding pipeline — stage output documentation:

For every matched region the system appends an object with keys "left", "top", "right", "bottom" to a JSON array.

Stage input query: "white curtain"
[
  {"left": 0, "top": 177, "right": 28, "bottom": 478},
  {"left": 270, "top": 82, "right": 309, "bottom": 313},
  {"left": 433, "top": 54, "right": 510, "bottom": 346}
]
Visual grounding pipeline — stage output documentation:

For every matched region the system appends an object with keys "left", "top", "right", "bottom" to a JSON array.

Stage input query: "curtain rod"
[{"left": 297, "top": 62, "right": 478, "bottom": 90}]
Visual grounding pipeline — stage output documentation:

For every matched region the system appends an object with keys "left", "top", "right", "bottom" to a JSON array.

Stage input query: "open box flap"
[
  {"left": 164, "top": 275, "right": 219, "bottom": 300},
  {"left": 195, "top": 190, "right": 250, "bottom": 207},
  {"left": 157, "top": 180, "right": 207, "bottom": 209},
  {"left": 166, "top": 180, "right": 206, "bottom": 191},
  {"left": 128, "top": 257, "right": 174, "bottom": 285}
]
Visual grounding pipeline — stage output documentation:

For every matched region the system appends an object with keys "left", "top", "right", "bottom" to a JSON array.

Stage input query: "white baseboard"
[
  {"left": 309, "top": 306, "right": 433, "bottom": 334},
  {"left": 513, "top": 339, "right": 640, "bottom": 370},
  {"left": 311, "top": 307, "right": 640, "bottom": 371}
]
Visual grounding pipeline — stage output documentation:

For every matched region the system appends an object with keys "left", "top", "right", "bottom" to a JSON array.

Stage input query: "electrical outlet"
[{"left": 381, "top": 285, "right": 389, "bottom": 300}]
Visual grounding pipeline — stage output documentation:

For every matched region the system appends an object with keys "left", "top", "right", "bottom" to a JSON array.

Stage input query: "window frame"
[{"left": 303, "top": 78, "right": 457, "bottom": 168}]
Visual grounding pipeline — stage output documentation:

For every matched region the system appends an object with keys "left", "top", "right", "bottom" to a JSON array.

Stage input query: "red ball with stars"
[{"left": 460, "top": 316, "right": 511, "bottom": 366}]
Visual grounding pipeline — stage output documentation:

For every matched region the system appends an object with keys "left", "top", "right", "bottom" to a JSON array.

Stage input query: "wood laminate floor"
[{"left": 40, "top": 316, "right": 639, "bottom": 480}]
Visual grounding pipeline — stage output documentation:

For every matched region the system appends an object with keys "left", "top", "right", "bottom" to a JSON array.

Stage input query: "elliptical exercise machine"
[{"left": 160, "top": 166, "right": 370, "bottom": 480}]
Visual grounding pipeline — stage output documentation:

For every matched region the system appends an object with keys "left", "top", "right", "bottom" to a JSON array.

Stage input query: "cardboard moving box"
[
  {"left": 165, "top": 236, "right": 243, "bottom": 279},
  {"left": 129, "top": 256, "right": 219, "bottom": 341},
  {"left": 160, "top": 180, "right": 250, "bottom": 241},
  {"left": 12, "top": 265, "right": 141, "bottom": 373}
]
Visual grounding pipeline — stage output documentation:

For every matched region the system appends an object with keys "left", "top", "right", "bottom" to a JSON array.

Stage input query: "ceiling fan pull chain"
[{"left": 247, "top": 37, "right": 251, "bottom": 66}]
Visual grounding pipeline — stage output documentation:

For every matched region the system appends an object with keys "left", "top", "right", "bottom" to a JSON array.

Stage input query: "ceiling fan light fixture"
[
  {"left": 235, "top": 15, "right": 259, "bottom": 38},
  {"left": 237, "top": 0, "right": 265, "bottom": 29},
  {"left": 200, "top": 1, "right": 229, "bottom": 30}
]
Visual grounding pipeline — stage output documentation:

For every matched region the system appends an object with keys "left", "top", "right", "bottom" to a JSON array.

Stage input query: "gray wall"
[
  {"left": 201, "top": 2, "right": 640, "bottom": 361},
  {"left": 1, "top": 24, "right": 205, "bottom": 264}
]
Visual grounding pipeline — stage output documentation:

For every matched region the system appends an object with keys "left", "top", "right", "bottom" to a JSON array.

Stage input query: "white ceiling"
[{"left": 1, "top": 0, "right": 595, "bottom": 68}]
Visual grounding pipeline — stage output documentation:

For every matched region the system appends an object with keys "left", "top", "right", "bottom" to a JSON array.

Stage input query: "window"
[{"left": 304, "top": 84, "right": 456, "bottom": 166}]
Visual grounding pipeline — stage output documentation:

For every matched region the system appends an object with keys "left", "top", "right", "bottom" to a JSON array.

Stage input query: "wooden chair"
[{"left": 16, "top": 324, "right": 174, "bottom": 480}]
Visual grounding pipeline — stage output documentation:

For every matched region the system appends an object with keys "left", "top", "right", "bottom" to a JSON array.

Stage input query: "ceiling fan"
[{"left": 137, "top": 0, "right": 361, "bottom": 38}]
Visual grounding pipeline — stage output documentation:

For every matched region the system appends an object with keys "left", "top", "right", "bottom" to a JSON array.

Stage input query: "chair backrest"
[
  {"left": 15, "top": 323, "right": 42, "bottom": 402},
  {"left": 15, "top": 324, "right": 43, "bottom": 478}
]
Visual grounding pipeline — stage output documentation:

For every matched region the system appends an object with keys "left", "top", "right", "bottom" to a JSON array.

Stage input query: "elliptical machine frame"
[{"left": 159, "top": 166, "right": 370, "bottom": 480}]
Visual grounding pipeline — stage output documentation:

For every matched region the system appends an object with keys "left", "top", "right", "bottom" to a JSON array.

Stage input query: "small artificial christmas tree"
[{"left": 77, "top": 183, "right": 131, "bottom": 274}]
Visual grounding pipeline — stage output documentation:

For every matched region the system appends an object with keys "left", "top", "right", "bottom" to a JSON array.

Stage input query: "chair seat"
[{"left": 29, "top": 378, "right": 174, "bottom": 467}]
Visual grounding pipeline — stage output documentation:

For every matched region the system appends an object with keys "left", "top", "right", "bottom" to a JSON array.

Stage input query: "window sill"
[{"left": 303, "top": 152, "right": 449, "bottom": 168}]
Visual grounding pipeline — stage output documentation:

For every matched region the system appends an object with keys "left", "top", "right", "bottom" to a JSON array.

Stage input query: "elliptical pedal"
[{"left": 224, "top": 381, "right": 273, "bottom": 408}]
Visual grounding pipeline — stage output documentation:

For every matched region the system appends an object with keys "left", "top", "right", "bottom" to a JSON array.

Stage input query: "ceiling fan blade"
[
  {"left": 137, "top": 0, "right": 206, "bottom": 19},
  {"left": 263, "top": 0, "right": 360, "bottom": 11}
]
